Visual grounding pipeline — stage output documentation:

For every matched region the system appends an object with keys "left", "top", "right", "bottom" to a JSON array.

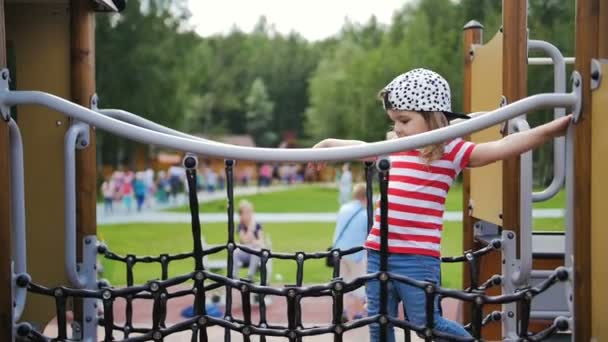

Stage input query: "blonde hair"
[
  {"left": 352, "top": 183, "right": 367, "bottom": 201},
  {"left": 238, "top": 199, "right": 257, "bottom": 233},
  {"left": 419, "top": 111, "right": 449, "bottom": 163}
]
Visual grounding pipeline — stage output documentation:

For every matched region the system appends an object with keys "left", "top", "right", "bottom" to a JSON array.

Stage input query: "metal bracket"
[
  {"left": 0, "top": 68, "right": 10, "bottom": 121},
  {"left": 571, "top": 71, "right": 583, "bottom": 123},
  {"left": 501, "top": 230, "right": 518, "bottom": 340},
  {"left": 80, "top": 235, "right": 99, "bottom": 341},
  {"left": 591, "top": 59, "right": 604, "bottom": 90},
  {"left": 499, "top": 96, "right": 509, "bottom": 135}
]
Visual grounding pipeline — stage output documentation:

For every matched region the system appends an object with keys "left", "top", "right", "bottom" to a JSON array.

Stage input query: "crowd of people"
[{"left": 99, "top": 162, "right": 324, "bottom": 214}]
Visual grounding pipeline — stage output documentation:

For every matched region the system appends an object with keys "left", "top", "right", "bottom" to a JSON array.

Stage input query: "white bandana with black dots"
[{"left": 383, "top": 68, "right": 452, "bottom": 113}]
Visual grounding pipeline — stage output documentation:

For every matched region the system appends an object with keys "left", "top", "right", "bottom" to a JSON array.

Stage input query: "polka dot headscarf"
[{"left": 381, "top": 68, "right": 470, "bottom": 121}]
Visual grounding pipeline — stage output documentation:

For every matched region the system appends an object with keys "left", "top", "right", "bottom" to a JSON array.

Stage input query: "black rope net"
[{"left": 15, "top": 158, "right": 571, "bottom": 342}]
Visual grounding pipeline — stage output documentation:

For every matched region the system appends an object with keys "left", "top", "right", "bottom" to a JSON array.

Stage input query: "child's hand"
[{"left": 548, "top": 114, "right": 573, "bottom": 138}]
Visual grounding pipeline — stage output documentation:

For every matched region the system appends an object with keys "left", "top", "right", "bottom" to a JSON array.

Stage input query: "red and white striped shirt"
[{"left": 364, "top": 138, "right": 476, "bottom": 258}]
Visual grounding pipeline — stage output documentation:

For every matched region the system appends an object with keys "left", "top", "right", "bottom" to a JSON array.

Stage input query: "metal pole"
[{"left": 8, "top": 118, "right": 27, "bottom": 321}]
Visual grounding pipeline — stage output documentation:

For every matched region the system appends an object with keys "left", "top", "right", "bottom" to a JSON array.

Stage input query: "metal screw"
[
  {"left": 160, "top": 293, "right": 167, "bottom": 300},
  {"left": 198, "top": 316, "right": 207, "bottom": 325},
  {"left": 289, "top": 331, "right": 297, "bottom": 339},
  {"left": 242, "top": 327, "right": 251, "bottom": 335},
  {"left": 288, "top": 289, "right": 296, "bottom": 298},
  {"left": 241, "top": 284, "right": 249, "bottom": 292},
  {"left": 425, "top": 285, "right": 435, "bottom": 294},
  {"left": 297, "top": 253, "right": 304, "bottom": 262},
  {"left": 425, "top": 328, "right": 433, "bottom": 337},
  {"left": 508, "top": 311, "right": 514, "bottom": 318},
  {"left": 379, "top": 316, "right": 388, "bottom": 324},
  {"left": 334, "top": 282, "right": 343, "bottom": 291},
  {"left": 379, "top": 272, "right": 388, "bottom": 282},
  {"left": 334, "top": 325, "right": 343, "bottom": 334},
  {"left": 54, "top": 288, "right": 63, "bottom": 297},
  {"left": 225, "top": 315, "right": 232, "bottom": 322},
  {"left": 195, "top": 271, "right": 204, "bottom": 281},
  {"left": 102, "top": 290, "right": 112, "bottom": 300},
  {"left": 227, "top": 243, "right": 235, "bottom": 251},
  {"left": 507, "top": 232, "right": 514, "bottom": 239},
  {"left": 332, "top": 251, "right": 339, "bottom": 257},
  {"left": 56, "top": 120, "right": 63, "bottom": 126},
  {"left": 262, "top": 250, "right": 270, "bottom": 258},
  {"left": 260, "top": 323, "right": 267, "bottom": 328},
  {"left": 465, "top": 253, "right": 473, "bottom": 261},
  {"left": 153, "top": 331, "right": 162, "bottom": 340},
  {"left": 150, "top": 282, "right": 160, "bottom": 292},
  {"left": 475, "top": 296, "right": 483, "bottom": 305}
]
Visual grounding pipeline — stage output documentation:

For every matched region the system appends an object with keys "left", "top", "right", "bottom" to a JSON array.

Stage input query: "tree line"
[{"left": 96, "top": 0, "right": 574, "bottom": 186}]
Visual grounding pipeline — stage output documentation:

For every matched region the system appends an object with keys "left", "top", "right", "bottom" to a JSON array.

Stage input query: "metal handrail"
[
  {"left": 8, "top": 118, "right": 27, "bottom": 321},
  {"left": 98, "top": 108, "right": 221, "bottom": 144},
  {"left": 528, "top": 40, "right": 567, "bottom": 202},
  {"left": 0, "top": 88, "right": 580, "bottom": 162},
  {"left": 528, "top": 57, "right": 575, "bottom": 65},
  {"left": 64, "top": 122, "right": 92, "bottom": 288}
]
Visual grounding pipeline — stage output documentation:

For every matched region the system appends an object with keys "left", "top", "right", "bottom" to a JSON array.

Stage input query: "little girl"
[{"left": 311, "top": 68, "right": 571, "bottom": 340}]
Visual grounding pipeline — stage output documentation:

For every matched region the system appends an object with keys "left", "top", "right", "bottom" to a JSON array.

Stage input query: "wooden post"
[
  {"left": 70, "top": 0, "right": 97, "bottom": 325},
  {"left": 501, "top": 0, "right": 526, "bottom": 239},
  {"left": 573, "top": 0, "right": 600, "bottom": 339},
  {"left": 461, "top": 19, "right": 483, "bottom": 324},
  {"left": 0, "top": 0, "right": 11, "bottom": 339}
]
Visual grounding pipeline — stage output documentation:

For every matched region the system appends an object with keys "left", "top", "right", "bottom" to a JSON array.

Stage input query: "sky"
[{"left": 187, "top": 0, "right": 412, "bottom": 41}]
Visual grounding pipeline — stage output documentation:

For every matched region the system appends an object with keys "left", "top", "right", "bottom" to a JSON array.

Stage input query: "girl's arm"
[
  {"left": 308, "top": 139, "right": 370, "bottom": 170},
  {"left": 312, "top": 138, "right": 367, "bottom": 148},
  {"left": 469, "top": 115, "right": 572, "bottom": 168}
]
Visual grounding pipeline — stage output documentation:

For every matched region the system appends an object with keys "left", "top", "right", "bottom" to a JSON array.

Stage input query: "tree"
[{"left": 246, "top": 78, "right": 276, "bottom": 147}]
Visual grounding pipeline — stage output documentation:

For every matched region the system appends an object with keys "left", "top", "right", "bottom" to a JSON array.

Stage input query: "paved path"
[{"left": 98, "top": 184, "right": 564, "bottom": 225}]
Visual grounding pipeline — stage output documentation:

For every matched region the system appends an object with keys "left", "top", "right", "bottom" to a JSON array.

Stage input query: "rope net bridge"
[{"left": 15, "top": 158, "right": 571, "bottom": 342}]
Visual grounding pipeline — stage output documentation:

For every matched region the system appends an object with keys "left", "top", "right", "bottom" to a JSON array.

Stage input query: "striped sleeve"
[{"left": 451, "top": 138, "right": 476, "bottom": 172}]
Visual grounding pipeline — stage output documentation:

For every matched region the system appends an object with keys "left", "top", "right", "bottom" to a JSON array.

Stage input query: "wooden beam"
[
  {"left": 0, "top": 0, "right": 11, "bottom": 339},
  {"left": 461, "top": 19, "right": 483, "bottom": 325},
  {"left": 501, "top": 0, "right": 526, "bottom": 234},
  {"left": 70, "top": 0, "right": 97, "bottom": 325},
  {"left": 573, "top": 0, "right": 598, "bottom": 339}
]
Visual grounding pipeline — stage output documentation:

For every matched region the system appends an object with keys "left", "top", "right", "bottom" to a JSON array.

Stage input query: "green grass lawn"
[
  {"left": 168, "top": 184, "right": 566, "bottom": 213},
  {"left": 99, "top": 217, "right": 563, "bottom": 288}
]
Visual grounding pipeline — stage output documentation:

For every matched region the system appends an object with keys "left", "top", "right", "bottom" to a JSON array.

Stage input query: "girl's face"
[
  {"left": 387, "top": 110, "right": 429, "bottom": 138},
  {"left": 240, "top": 206, "right": 253, "bottom": 223}
]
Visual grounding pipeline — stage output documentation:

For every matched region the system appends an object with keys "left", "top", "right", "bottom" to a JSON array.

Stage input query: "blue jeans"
[{"left": 366, "top": 250, "right": 471, "bottom": 341}]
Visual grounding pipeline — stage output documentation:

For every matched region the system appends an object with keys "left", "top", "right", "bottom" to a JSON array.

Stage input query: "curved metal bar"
[
  {"left": 0, "top": 90, "right": 579, "bottom": 162},
  {"left": 510, "top": 119, "right": 533, "bottom": 286},
  {"left": 64, "top": 122, "right": 91, "bottom": 288},
  {"left": 528, "top": 40, "right": 567, "bottom": 202},
  {"left": 8, "top": 118, "right": 27, "bottom": 321},
  {"left": 98, "top": 108, "right": 221, "bottom": 144}
]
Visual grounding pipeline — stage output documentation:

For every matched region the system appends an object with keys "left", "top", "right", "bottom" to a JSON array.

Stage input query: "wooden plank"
[
  {"left": 573, "top": 0, "right": 597, "bottom": 340},
  {"left": 461, "top": 19, "right": 483, "bottom": 326},
  {"left": 501, "top": 0, "right": 526, "bottom": 240},
  {"left": 0, "top": 0, "right": 11, "bottom": 339},
  {"left": 469, "top": 32, "right": 504, "bottom": 226},
  {"left": 591, "top": 64, "right": 608, "bottom": 341}
]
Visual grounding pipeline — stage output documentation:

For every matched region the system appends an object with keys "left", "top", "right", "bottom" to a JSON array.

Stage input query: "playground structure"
[{"left": 0, "top": 1, "right": 607, "bottom": 341}]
